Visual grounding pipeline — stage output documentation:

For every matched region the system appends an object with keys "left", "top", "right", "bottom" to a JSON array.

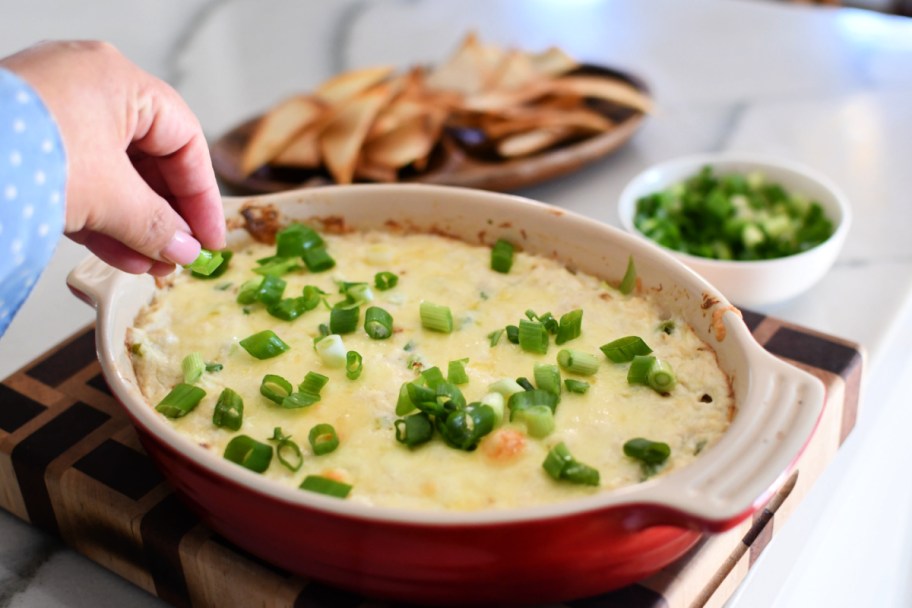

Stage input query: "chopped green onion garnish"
[
  {"left": 421, "top": 366, "right": 446, "bottom": 388},
  {"left": 185, "top": 248, "right": 224, "bottom": 276},
  {"left": 623, "top": 437, "right": 671, "bottom": 465},
  {"left": 564, "top": 379, "right": 590, "bottom": 394},
  {"left": 260, "top": 374, "right": 293, "bottom": 404},
  {"left": 223, "top": 435, "right": 272, "bottom": 473},
  {"left": 302, "top": 246, "right": 335, "bottom": 272},
  {"left": 299, "top": 475, "right": 351, "bottom": 498},
  {"left": 315, "top": 334, "right": 346, "bottom": 368},
  {"left": 447, "top": 358, "right": 469, "bottom": 385},
  {"left": 212, "top": 387, "right": 243, "bottom": 430},
  {"left": 542, "top": 442, "right": 600, "bottom": 486},
  {"left": 555, "top": 309, "right": 583, "bottom": 345},
  {"left": 488, "top": 328, "right": 504, "bottom": 346},
  {"left": 480, "top": 391, "right": 506, "bottom": 425},
  {"left": 513, "top": 404, "right": 555, "bottom": 438},
  {"left": 627, "top": 355, "right": 656, "bottom": 385},
  {"left": 526, "top": 310, "right": 559, "bottom": 334},
  {"left": 276, "top": 223, "right": 324, "bottom": 257},
  {"left": 505, "top": 325, "right": 519, "bottom": 344},
  {"left": 516, "top": 376, "right": 535, "bottom": 391},
  {"left": 508, "top": 389, "right": 560, "bottom": 420},
  {"left": 299, "top": 371, "right": 329, "bottom": 394},
  {"left": 533, "top": 363, "right": 562, "bottom": 396},
  {"left": 155, "top": 383, "right": 206, "bottom": 419},
  {"left": 330, "top": 302, "right": 360, "bottom": 334},
  {"left": 237, "top": 275, "right": 287, "bottom": 305},
  {"left": 619, "top": 255, "right": 637, "bottom": 295},
  {"left": 338, "top": 281, "right": 373, "bottom": 305},
  {"left": 374, "top": 271, "right": 398, "bottom": 291},
  {"left": 600, "top": 336, "right": 653, "bottom": 363},
  {"left": 647, "top": 359, "right": 677, "bottom": 393},
  {"left": 364, "top": 306, "right": 393, "bottom": 340},
  {"left": 657, "top": 320, "right": 676, "bottom": 335},
  {"left": 518, "top": 319, "right": 549, "bottom": 354},
  {"left": 181, "top": 352, "right": 205, "bottom": 384},
  {"left": 308, "top": 423, "right": 340, "bottom": 455},
  {"left": 556, "top": 349, "right": 599, "bottom": 376},
  {"left": 267, "top": 296, "right": 311, "bottom": 321},
  {"left": 437, "top": 403, "right": 495, "bottom": 451},
  {"left": 346, "top": 351, "right": 363, "bottom": 380},
  {"left": 205, "top": 362, "right": 223, "bottom": 373},
  {"left": 253, "top": 256, "right": 302, "bottom": 277},
  {"left": 281, "top": 390, "right": 320, "bottom": 409},
  {"left": 240, "top": 330, "right": 290, "bottom": 360},
  {"left": 302, "top": 285, "right": 328, "bottom": 310},
  {"left": 488, "top": 378, "right": 525, "bottom": 399},
  {"left": 491, "top": 239, "right": 514, "bottom": 273},
  {"left": 420, "top": 301, "right": 454, "bottom": 333},
  {"left": 269, "top": 427, "right": 303, "bottom": 472},
  {"left": 395, "top": 412, "right": 434, "bottom": 447},
  {"left": 191, "top": 250, "right": 232, "bottom": 279},
  {"left": 396, "top": 382, "right": 416, "bottom": 416}
]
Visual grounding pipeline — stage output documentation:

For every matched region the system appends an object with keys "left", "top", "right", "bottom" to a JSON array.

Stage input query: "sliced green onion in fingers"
[
  {"left": 395, "top": 412, "right": 434, "bottom": 447},
  {"left": 619, "top": 255, "right": 637, "bottom": 295},
  {"left": 212, "top": 388, "right": 243, "bottom": 430},
  {"left": 374, "top": 271, "right": 398, "bottom": 290},
  {"left": 181, "top": 352, "right": 205, "bottom": 384},
  {"left": 223, "top": 435, "right": 272, "bottom": 473},
  {"left": 623, "top": 437, "right": 671, "bottom": 465},
  {"left": 533, "top": 363, "right": 562, "bottom": 396},
  {"left": 601, "top": 336, "right": 653, "bottom": 363},
  {"left": 240, "top": 330, "right": 290, "bottom": 360},
  {"left": 518, "top": 319, "right": 548, "bottom": 354},
  {"left": 556, "top": 349, "right": 599, "bottom": 376},
  {"left": 260, "top": 374, "right": 293, "bottom": 404},
  {"left": 155, "top": 383, "right": 205, "bottom": 419},
  {"left": 447, "top": 358, "right": 469, "bottom": 385},
  {"left": 299, "top": 475, "right": 351, "bottom": 498},
  {"left": 647, "top": 359, "right": 677, "bottom": 392},
  {"left": 364, "top": 306, "right": 393, "bottom": 340},
  {"left": 190, "top": 250, "right": 232, "bottom": 279},
  {"left": 269, "top": 427, "right": 303, "bottom": 472},
  {"left": 555, "top": 309, "right": 583, "bottom": 345},
  {"left": 185, "top": 249, "right": 224, "bottom": 276},
  {"left": 420, "top": 301, "right": 453, "bottom": 333},
  {"left": 308, "top": 423, "right": 340, "bottom": 455},
  {"left": 564, "top": 379, "right": 590, "bottom": 394},
  {"left": 315, "top": 334, "right": 346, "bottom": 367},
  {"left": 346, "top": 351, "right": 363, "bottom": 380},
  {"left": 490, "top": 239, "right": 514, "bottom": 273}
]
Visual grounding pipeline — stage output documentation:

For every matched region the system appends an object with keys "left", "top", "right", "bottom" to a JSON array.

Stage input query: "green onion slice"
[
  {"left": 315, "top": 334, "right": 346, "bottom": 368},
  {"left": 542, "top": 442, "right": 600, "bottom": 486},
  {"left": 491, "top": 239, "right": 514, "bottom": 273},
  {"left": 374, "top": 271, "right": 398, "bottom": 291},
  {"left": 253, "top": 256, "right": 301, "bottom": 277},
  {"left": 518, "top": 319, "right": 549, "bottom": 354},
  {"left": 508, "top": 389, "right": 560, "bottom": 419},
  {"left": 647, "top": 359, "right": 677, "bottom": 393},
  {"left": 330, "top": 302, "right": 360, "bottom": 335},
  {"left": 395, "top": 412, "right": 434, "bottom": 447},
  {"left": 281, "top": 390, "right": 320, "bottom": 409},
  {"left": 185, "top": 248, "right": 224, "bottom": 276},
  {"left": 437, "top": 403, "right": 495, "bottom": 451},
  {"left": 619, "top": 255, "right": 637, "bottom": 295},
  {"left": 308, "top": 423, "right": 340, "bottom": 455},
  {"left": 299, "top": 475, "right": 351, "bottom": 498},
  {"left": 223, "top": 435, "right": 273, "bottom": 473},
  {"left": 190, "top": 250, "right": 232, "bottom": 279},
  {"left": 267, "top": 297, "right": 310, "bottom": 321},
  {"left": 396, "top": 382, "right": 416, "bottom": 416},
  {"left": 600, "top": 336, "right": 653, "bottom": 363},
  {"left": 513, "top": 404, "right": 555, "bottom": 438},
  {"left": 364, "top": 306, "right": 393, "bottom": 340},
  {"left": 212, "top": 388, "right": 244, "bottom": 430},
  {"left": 564, "top": 379, "right": 590, "bottom": 394},
  {"left": 155, "top": 383, "right": 206, "bottom": 419},
  {"left": 346, "top": 351, "right": 363, "bottom": 380},
  {"left": 269, "top": 427, "right": 303, "bottom": 472},
  {"left": 240, "top": 330, "right": 290, "bottom": 360},
  {"left": 555, "top": 309, "right": 583, "bottom": 345},
  {"left": 302, "top": 246, "right": 335, "bottom": 272},
  {"left": 260, "top": 374, "right": 293, "bottom": 404},
  {"left": 420, "top": 301, "right": 454, "bottom": 333},
  {"left": 181, "top": 352, "right": 205, "bottom": 384},
  {"left": 623, "top": 437, "right": 671, "bottom": 465},
  {"left": 447, "top": 358, "right": 469, "bottom": 385},
  {"left": 533, "top": 363, "right": 562, "bottom": 396},
  {"left": 276, "top": 223, "right": 324, "bottom": 257},
  {"left": 488, "top": 328, "right": 504, "bottom": 347},
  {"left": 556, "top": 349, "right": 599, "bottom": 376},
  {"left": 505, "top": 325, "right": 519, "bottom": 344},
  {"left": 299, "top": 371, "right": 329, "bottom": 395},
  {"left": 627, "top": 355, "right": 656, "bottom": 385}
]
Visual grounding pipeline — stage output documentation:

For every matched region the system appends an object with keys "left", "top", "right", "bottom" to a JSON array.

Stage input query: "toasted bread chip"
[
  {"left": 240, "top": 95, "right": 324, "bottom": 176},
  {"left": 528, "top": 46, "right": 579, "bottom": 77},
  {"left": 320, "top": 84, "right": 394, "bottom": 184},
  {"left": 315, "top": 65, "right": 395, "bottom": 105},
  {"left": 496, "top": 127, "right": 578, "bottom": 158},
  {"left": 481, "top": 107, "right": 612, "bottom": 140},
  {"left": 354, "top": 158, "right": 399, "bottom": 183},
  {"left": 548, "top": 76, "right": 653, "bottom": 113},
  {"left": 426, "top": 32, "right": 503, "bottom": 95},
  {"left": 484, "top": 50, "right": 538, "bottom": 91},
  {"left": 364, "top": 112, "right": 445, "bottom": 169},
  {"left": 271, "top": 121, "right": 323, "bottom": 168}
]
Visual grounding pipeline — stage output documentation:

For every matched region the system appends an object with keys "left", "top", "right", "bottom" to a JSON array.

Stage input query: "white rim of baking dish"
[{"left": 67, "top": 183, "right": 825, "bottom": 530}]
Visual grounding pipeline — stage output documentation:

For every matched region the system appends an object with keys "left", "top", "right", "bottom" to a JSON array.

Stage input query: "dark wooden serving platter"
[
  {"left": 0, "top": 311, "right": 862, "bottom": 607},
  {"left": 211, "top": 64, "right": 650, "bottom": 195}
]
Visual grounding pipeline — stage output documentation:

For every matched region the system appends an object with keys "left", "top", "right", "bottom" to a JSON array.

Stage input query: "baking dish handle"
[{"left": 66, "top": 254, "right": 121, "bottom": 308}]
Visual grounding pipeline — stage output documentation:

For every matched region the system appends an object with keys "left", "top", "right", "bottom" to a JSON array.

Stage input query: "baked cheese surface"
[{"left": 130, "top": 231, "right": 733, "bottom": 510}]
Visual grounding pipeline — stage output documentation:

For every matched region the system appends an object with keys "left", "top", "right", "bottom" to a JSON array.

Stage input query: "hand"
[{"left": 1, "top": 40, "right": 225, "bottom": 275}]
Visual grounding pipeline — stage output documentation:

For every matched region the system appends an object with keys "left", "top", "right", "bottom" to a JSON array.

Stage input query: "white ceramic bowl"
[{"left": 618, "top": 154, "right": 851, "bottom": 308}]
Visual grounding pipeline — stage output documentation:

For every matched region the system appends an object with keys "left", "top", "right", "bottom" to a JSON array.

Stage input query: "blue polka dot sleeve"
[{"left": 0, "top": 68, "right": 67, "bottom": 337}]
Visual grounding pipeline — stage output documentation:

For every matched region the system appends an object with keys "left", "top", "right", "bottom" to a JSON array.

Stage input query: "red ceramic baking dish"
[{"left": 66, "top": 184, "right": 824, "bottom": 606}]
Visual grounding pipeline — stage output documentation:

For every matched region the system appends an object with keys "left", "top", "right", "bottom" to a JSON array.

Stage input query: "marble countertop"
[{"left": 2, "top": 0, "right": 912, "bottom": 606}]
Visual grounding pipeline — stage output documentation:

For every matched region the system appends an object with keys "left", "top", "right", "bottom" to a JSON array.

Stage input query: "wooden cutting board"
[{"left": 0, "top": 310, "right": 863, "bottom": 608}]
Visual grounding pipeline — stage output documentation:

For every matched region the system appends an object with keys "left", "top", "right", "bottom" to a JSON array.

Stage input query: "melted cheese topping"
[{"left": 130, "top": 231, "right": 733, "bottom": 511}]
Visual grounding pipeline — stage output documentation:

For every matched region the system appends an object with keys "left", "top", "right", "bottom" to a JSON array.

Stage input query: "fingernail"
[{"left": 162, "top": 231, "right": 201, "bottom": 266}]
